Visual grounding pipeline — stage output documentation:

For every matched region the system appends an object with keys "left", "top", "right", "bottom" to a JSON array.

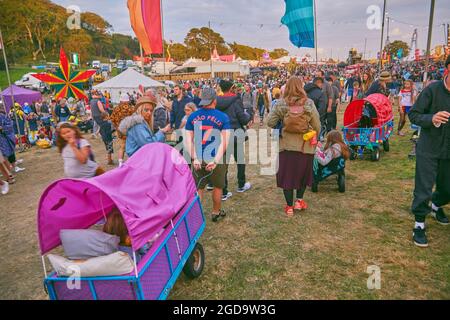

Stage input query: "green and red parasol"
[{"left": 31, "top": 48, "right": 96, "bottom": 100}]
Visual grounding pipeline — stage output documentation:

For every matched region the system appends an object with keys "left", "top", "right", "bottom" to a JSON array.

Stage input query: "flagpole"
[
  {"left": 313, "top": 0, "right": 318, "bottom": 66},
  {"left": 379, "top": 0, "right": 387, "bottom": 69},
  {"left": 160, "top": 0, "right": 166, "bottom": 77},
  {"left": 209, "top": 20, "right": 213, "bottom": 79},
  {"left": 140, "top": 43, "right": 144, "bottom": 73},
  {"left": 423, "top": 0, "right": 435, "bottom": 84},
  {"left": 0, "top": 27, "right": 23, "bottom": 152}
]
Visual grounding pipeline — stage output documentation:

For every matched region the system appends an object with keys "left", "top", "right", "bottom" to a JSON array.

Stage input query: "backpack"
[{"left": 283, "top": 106, "right": 311, "bottom": 134}]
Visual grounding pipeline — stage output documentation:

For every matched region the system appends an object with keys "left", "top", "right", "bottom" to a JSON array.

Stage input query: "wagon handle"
[{"left": 170, "top": 219, "right": 182, "bottom": 261}]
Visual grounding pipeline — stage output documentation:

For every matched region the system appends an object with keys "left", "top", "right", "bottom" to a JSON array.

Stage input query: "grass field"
[
  {"left": 0, "top": 67, "right": 36, "bottom": 90},
  {"left": 0, "top": 110, "right": 449, "bottom": 300}
]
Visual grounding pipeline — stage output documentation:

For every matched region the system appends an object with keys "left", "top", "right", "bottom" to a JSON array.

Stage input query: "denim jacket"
[{"left": 119, "top": 114, "right": 165, "bottom": 157}]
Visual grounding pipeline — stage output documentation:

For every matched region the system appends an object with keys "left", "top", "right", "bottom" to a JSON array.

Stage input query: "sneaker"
[
  {"left": 16, "top": 159, "right": 24, "bottom": 165},
  {"left": 1, "top": 181, "right": 9, "bottom": 195},
  {"left": 15, "top": 166, "right": 26, "bottom": 173},
  {"left": 206, "top": 184, "right": 214, "bottom": 191},
  {"left": 237, "top": 182, "right": 252, "bottom": 193},
  {"left": 294, "top": 199, "right": 308, "bottom": 211},
  {"left": 221, "top": 192, "right": 232, "bottom": 201},
  {"left": 211, "top": 209, "right": 226, "bottom": 222},
  {"left": 413, "top": 227, "right": 428, "bottom": 248},
  {"left": 398, "top": 131, "right": 405, "bottom": 136},
  {"left": 431, "top": 207, "right": 449, "bottom": 226},
  {"left": 284, "top": 205, "right": 294, "bottom": 217}
]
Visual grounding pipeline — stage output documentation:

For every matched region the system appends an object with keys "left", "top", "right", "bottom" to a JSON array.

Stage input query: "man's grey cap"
[{"left": 199, "top": 87, "right": 217, "bottom": 106}]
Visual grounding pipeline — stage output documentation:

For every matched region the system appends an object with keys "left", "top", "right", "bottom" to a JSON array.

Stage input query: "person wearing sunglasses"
[{"left": 119, "top": 95, "right": 171, "bottom": 158}]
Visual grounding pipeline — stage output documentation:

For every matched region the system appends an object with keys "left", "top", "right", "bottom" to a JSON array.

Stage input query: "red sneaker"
[
  {"left": 284, "top": 205, "right": 294, "bottom": 217},
  {"left": 294, "top": 199, "right": 308, "bottom": 210}
]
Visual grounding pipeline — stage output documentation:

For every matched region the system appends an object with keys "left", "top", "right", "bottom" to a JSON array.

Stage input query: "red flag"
[{"left": 128, "top": 0, "right": 163, "bottom": 55}]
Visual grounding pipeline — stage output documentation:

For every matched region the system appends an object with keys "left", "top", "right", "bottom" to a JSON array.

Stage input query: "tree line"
[{"left": 0, "top": 0, "right": 289, "bottom": 68}]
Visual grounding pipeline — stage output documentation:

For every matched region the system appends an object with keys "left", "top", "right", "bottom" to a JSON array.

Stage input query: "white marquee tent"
[{"left": 93, "top": 68, "right": 165, "bottom": 103}]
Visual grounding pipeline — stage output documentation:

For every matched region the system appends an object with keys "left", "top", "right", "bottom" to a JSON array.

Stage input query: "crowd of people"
[{"left": 1, "top": 56, "right": 449, "bottom": 248}]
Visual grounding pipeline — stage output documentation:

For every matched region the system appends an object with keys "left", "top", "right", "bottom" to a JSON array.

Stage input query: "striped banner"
[
  {"left": 128, "top": 0, "right": 163, "bottom": 55},
  {"left": 281, "top": 0, "right": 315, "bottom": 48}
]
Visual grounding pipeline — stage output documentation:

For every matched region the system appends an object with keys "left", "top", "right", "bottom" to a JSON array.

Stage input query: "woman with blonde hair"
[
  {"left": 179, "top": 102, "right": 197, "bottom": 129},
  {"left": 119, "top": 94, "right": 171, "bottom": 157},
  {"left": 268, "top": 77, "right": 321, "bottom": 217}
]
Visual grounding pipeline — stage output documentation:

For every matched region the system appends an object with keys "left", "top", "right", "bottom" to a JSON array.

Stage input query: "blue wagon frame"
[{"left": 342, "top": 119, "right": 394, "bottom": 160}]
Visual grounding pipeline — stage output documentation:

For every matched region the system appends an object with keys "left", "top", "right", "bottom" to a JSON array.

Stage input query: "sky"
[{"left": 52, "top": 0, "right": 450, "bottom": 60}]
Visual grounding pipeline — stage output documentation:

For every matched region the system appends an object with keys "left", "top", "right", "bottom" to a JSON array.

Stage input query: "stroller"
[
  {"left": 38, "top": 143, "right": 206, "bottom": 300},
  {"left": 342, "top": 94, "right": 394, "bottom": 161}
]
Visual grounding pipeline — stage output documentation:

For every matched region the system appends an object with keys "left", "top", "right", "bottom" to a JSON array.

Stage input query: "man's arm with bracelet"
[{"left": 210, "top": 129, "right": 231, "bottom": 167}]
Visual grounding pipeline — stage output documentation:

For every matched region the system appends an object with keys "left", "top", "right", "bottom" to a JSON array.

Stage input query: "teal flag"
[{"left": 281, "top": 0, "right": 315, "bottom": 48}]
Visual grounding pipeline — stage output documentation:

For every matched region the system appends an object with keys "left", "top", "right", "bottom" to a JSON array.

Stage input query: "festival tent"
[
  {"left": 1, "top": 85, "right": 42, "bottom": 113},
  {"left": 93, "top": 68, "right": 165, "bottom": 103}
]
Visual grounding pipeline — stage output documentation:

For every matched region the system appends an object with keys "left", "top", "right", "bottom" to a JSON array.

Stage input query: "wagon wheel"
[
  {"left": 383, "top": 139, "right": 390, "bottom": 152},
  {"left": 349, "top": 148, "right": 357, "bottom": 160},
  {"left": 183, "top": 243, "right": 205, "bottom": 279},
  {"left": 337, "top": 171, "right": 346, "bottom": 193},
  {"left": 371, "top": 148, "right": 381, "bottom": 162}
]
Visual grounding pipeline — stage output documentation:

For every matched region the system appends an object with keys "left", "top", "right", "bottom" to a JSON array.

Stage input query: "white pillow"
[{"left": 48, "top": 252, "right": 135, "bottom": 277}]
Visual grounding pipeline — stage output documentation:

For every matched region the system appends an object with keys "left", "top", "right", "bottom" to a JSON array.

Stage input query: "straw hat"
[
  {"left": 379, "top": 71, "right": 392, "bottom": 82},
  {"left": 135, "top": 95, "right": 157, "bottom": 109}
]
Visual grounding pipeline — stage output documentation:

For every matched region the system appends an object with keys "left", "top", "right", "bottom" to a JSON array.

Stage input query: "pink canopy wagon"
[{"left": 37, "top": 143, "right": 206, "bottom": 300}]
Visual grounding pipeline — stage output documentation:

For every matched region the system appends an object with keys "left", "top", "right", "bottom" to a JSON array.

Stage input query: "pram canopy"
[
  {"left": 37, "top": 143, "right": 197, "bottom": 254},
  {"left": 343, "top": 94, "right": 393, "bottom": 128}
]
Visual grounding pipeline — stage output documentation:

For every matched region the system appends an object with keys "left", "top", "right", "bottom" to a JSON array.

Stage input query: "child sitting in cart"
[
  {"left": 315, "top": 130, "right": 350, "bottom": 166},
  {"left": 102, "top": 208, "right": 164, "bottom": 262},
  {"left": 312, "top": 130, "right": 350, "bottom": 193}
]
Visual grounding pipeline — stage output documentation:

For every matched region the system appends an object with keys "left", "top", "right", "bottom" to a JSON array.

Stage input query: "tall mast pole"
[
  {"left": 209, "top": 20, "right": 213, "bottom": 79},
  {"left": 379, "top": 0, "right": 387, "bottom": 69},
  {"left": 0, "top": 27, "right": 23, "bottom": 151},
  {"left": 160, "top": 0, "right": 166, "bottom": 77},
  {"left": 313, "top": 0, "right": 318, "bottom": 66},
  {"left": 423, "top": 0, "right": 435, "bottom": 83}
]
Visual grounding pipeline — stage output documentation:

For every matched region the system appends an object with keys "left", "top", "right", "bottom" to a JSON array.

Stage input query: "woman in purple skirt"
[{"left": 268, "top": 77, "right": 321, "bottom": 217}]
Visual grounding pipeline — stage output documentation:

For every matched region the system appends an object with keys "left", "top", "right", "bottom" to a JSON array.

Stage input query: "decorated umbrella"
[{"left": 31, "top": 48, "right": 96, "bottom": 100}]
